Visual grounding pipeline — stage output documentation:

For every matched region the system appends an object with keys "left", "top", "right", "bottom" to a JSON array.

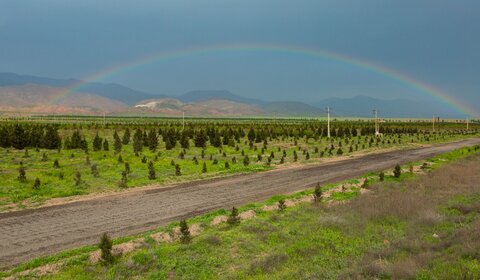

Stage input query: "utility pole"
[
  {"left": 373, "top": 108, "right": 379, "bottom": 136},
  {"left": 326, "top": 107, "right": 331, "bottom": 138},
  {"left": 182, "top": 111, "right": 185, "bottom": 131},
  {"left": 432, "top": 115, "right": 435, "bottom": 132}
]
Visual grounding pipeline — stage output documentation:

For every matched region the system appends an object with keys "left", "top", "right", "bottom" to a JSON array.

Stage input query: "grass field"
[
  {"left": 2, "top": 144, "right": 479, "bottom": 279},
  {"left": 1, "top": 119, "right": 477, "bottom": 212}
]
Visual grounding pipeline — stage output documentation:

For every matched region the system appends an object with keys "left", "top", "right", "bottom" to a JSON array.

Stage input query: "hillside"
[
  {"left": 0, "top": 84, "right": 128, "bottom": 114},
  {"left": 0, "top": 73, "right": 468, "bottom": 118},
  {"left": 263, "top": 101, "right": 324, "bottom": 116},
  {"left": 0, "top": 72, "right": 166, "bottom": 105},
  {"left": 135, "top": 98, "right": 264, "bottom": 116},
  {"left": 178, "top": 90, "right": 266, "bottom": 106}
]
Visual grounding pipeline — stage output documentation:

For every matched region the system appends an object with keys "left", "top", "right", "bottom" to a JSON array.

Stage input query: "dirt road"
[{"left": 1, "top": 138, "right": 479, "bottom": 269}]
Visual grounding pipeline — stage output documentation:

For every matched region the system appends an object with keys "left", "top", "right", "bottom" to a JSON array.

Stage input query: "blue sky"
[{"left": 1, "top": 0, "right": 479, "bottom": 115}]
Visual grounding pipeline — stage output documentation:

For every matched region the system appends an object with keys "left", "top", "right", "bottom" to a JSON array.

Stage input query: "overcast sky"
[{"left": 1, "top": 0, "right": 479, "bottom": 115}]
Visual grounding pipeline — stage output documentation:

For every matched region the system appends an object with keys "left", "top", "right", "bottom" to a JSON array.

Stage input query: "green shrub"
[
  {"left": 227, "top": 207, "right": 240, "bottom": 226},
  {"left": 313, "top": 183, "right": 323, "bottom": 203},
  {"left": 179, "top": 220, "right": 191, "bottom": 244},
  {"left": 99, "top": 233, "right": 114, "bottom": 265},
  {"left": 394, "top": 164, "right": 402, "bottom": 178}
]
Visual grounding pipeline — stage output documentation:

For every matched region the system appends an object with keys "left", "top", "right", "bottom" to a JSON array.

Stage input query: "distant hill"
[
  {"left": 263, "top": 101, "right": 323, "bottom": 116},
  {"left": 177, "top": 90, "right": 323, "bottom": 116},
  {"left": 0, "top": 72, "right": 466, "bottom": 118},
  {"left": 313, "top": 95, "right": 460, "bottom": 118},
  {"left": 134, "top": 98, "right": 263, "bottom": 116},
  {"left": 0, "top": 84, "right": 128, "bottom": 114},
  {"left": 0, "top": 72, "right": 77, "bottom": 88},
  {"left": 0, "top": 72, "right": 166, "bottom": 105},
  {"left": 178, "top": 90, "right": 266, "bottom": 106}
]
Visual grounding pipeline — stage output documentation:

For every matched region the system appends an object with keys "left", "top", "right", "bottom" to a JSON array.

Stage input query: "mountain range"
[{"left": 0, "top": 72, "right": 463, "bottom": 118}]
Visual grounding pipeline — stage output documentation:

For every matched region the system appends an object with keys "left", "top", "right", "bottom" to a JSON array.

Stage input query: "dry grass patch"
[{"left": 338, "top": 155, "right": 480, "bottom": 279}]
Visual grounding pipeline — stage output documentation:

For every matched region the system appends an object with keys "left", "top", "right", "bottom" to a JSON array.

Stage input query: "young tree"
[
  {"left": 91, "top": 164, "right": 99, "bottom": 177},
  {"left": 0, "top": 126, "right": 10, "bottom": 148},
  {"left": 194, "top": 130, "right": 207, "bottom": 148},
  {"left": 122, "top": 128, "right": 131, "bottom": 145},
  {"left": 180, "top": 134, "right": 190, "bottom": 149},
  {"left": 257, "top": 154, "right": 262, "bottom": 162},
  {"left": 93, "top": 133, "right": 103, "bottom": 151},
  {"left": 42, "top": 126, "right": 62, "bottom": 150},
  {"left": 313, "top": 183, "right": 322, "bottom": 203},
  {"left": 132, "top": 128, "right": 143, "bottom": 154},
  {"left": 278, "top": 199, "right": 287, "bottom": 212},
  {"left": 18, "top": 164, "right": 26, "bottom": 182},
  {"left": 103, "top": 139, "right": 109, "bottom": 151},
  {"left": 148, "top": 129, "right": 158, "bottom": 151},
  {"left": 243, "top": 155, "right": 250, "bottom": 166},
  {"left": 99, "top": 233, "right": 114, "bottom": 265},
  {"left": 227, "top": 207, "right": 240, "bottom": 226},
  {"left": 175, "top": 164, "right": 181, "bottom": 176},
  {"left": 74, "top": 171, "right": 82, "bottom": 186},
  {"left": 33, "top": 177, "right": 41, "bottom": 190},
  {"left": 53, "top": 159, "right": 60, "bottom": 168},
  {"left": 12, "top": 124, "right": 27, "bottom": 149},
  {"left": 202, "top": 161, "right": 207, "bottom": 173},
  {"left": 247, "top": 128, "right": 256, "bottom": 142},
  {"left": 113, "top": 131, "right": 122, "bottom": 153},
  {"left": 118, "top": 171, "right": 128, "bottom": 188},
  {"left": 393, "top": 164, "right": 402, "bottom": 178},
  {"left": 124, "top": 162, "right": 130, "bottom": 174},
  {"left": 148, "top": 161, "right": 156, "bottom": 180},
  {"left": 179, "top": 220, "right": 191, "bottom": 244},
  {"left": 361, "top": 179, "right": 369, "bottom": 188},
  {"left": 379, "top": 171, "right": 385, "bottom": 182}
]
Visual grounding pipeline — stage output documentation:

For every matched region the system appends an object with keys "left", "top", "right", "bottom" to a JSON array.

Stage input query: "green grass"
[
  {"left": 40, "top": 205, "right": 379, "bottom": 279},
  {"left": 3, "top": 143, "right": 480, "bottom": 279}
]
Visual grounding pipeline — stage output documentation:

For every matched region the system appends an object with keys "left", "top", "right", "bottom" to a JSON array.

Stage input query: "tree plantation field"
[{"left": 0, "top": 117, "right": 478, "bottom": 211}]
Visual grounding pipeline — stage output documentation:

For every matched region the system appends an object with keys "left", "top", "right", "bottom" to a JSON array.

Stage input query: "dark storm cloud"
[{"left": 1, "top": 0, "right": 479, "bottom": 114}]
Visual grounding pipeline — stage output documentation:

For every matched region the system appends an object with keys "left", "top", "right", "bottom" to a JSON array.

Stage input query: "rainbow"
[{"left": 60, "top": 43, "right": 477, "bottom": 117}]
